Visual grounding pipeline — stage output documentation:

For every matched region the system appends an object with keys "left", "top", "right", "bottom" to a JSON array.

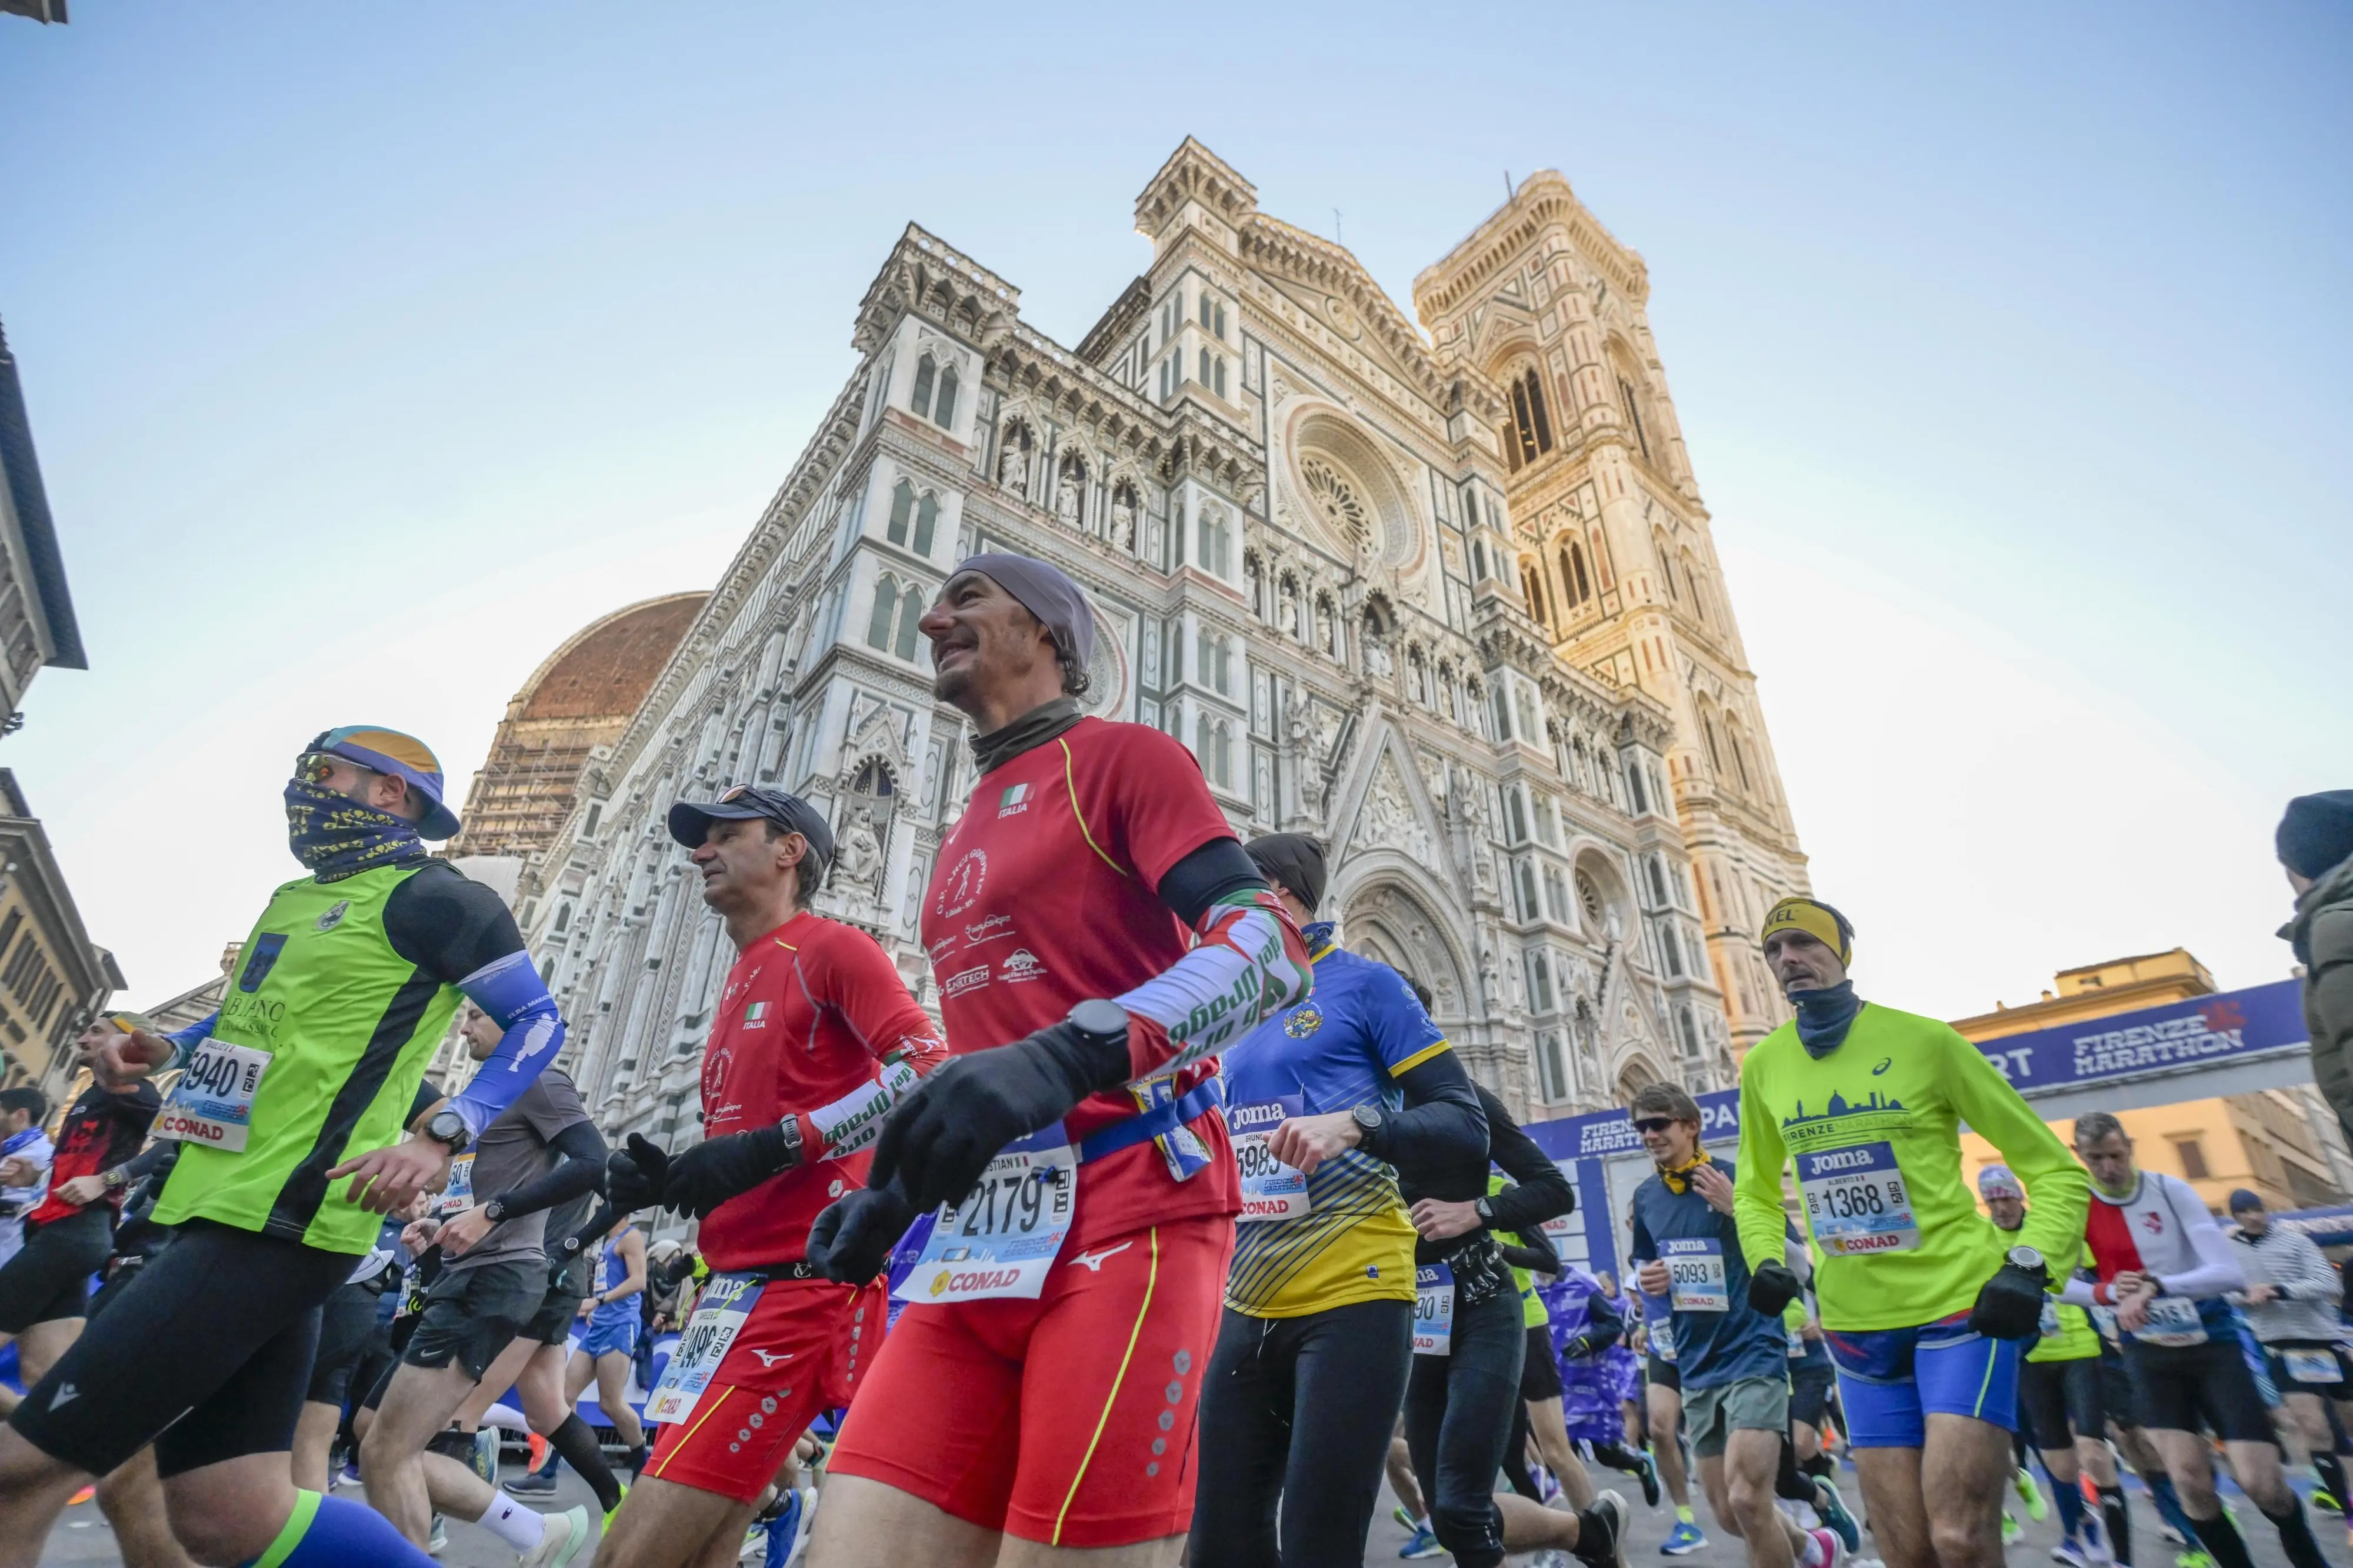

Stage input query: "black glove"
[
  {"left": 871, "top": 1012, "right": 1129, "bottom": 1215},
  {"left": 1557, "top": 1333, "right": 1601, "bottom": 1360},
  {"left": 1748, "top": 1259, "right": 1803, "bottom": 1315},
  {"left": 664, "top": 1125, "right": 795, "bottom": 1219},
  {"left": 605, "top": 1133, "right": 671, "bottom": 1213},
  {"left": 806, "top": 1182, "right": 917, "bottom": 1285},
  {"left": 1967, "top": 1261, "right": 2051, "bottom": 1340}
]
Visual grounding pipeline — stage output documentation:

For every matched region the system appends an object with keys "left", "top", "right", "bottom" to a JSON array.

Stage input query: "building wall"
[
  {"left": 0, "top": 773, "right": 119, "bottom": 1091},
  {"left": 521, "top": 143, "right": 1811, "bottom": 1145}
]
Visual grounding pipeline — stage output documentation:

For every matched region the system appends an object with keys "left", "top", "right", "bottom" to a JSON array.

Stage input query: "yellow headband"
[{"left": 1761, "top": 896, "right": 1851, "bottom": 966}]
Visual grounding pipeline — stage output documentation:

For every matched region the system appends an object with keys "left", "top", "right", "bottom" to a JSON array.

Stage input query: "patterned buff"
[
  {"left": 284, "top": 776, "right": 429, "bottom": 882},
  {"left": 1657, "top": 1150, "right": 1711, "bottom": 1195}
]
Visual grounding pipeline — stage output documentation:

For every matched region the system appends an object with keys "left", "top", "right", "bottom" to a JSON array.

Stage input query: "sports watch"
[
  {"left": 424, "top": 1108, "right": 472, "bottom": 1155},
  {"left": 1350, "top": 1103, "right": 1386, "bottom": 1152},
  {"left": 2005, "top": 1244, "right": 2048, "bottom": 1275}
]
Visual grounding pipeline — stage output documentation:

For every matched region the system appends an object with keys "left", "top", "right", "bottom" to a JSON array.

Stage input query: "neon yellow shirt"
[{"left": 1734, "top": 1002, "right": 2087, "bottom": 1332}]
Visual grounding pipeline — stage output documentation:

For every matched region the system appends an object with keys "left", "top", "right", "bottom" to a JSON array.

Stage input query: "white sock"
[
  {"left": 477, "top": 1491, "right": 546, "bottom": 1552},
  {"left": 482, "top": 1404, "right": 530, "bottom": 1433},
  {"left": 1799, "top": 1529, "right": 1826, "bottom": 1567}
]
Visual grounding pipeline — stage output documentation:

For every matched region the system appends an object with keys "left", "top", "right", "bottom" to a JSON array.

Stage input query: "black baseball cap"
[{"left": 668, "top": 785, "right": 835, "bottom": 889}]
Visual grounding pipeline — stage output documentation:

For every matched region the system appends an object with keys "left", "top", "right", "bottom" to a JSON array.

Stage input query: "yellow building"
[{"left": 1955, "top": 949, "right": 2351, "bottom": 1214}]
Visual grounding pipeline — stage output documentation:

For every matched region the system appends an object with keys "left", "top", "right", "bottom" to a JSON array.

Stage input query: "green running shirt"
[
  {"left": 154, "top": 863, "right": 469, "bottom": 1254},
  {"left": 1732, "top": 1002, "right": 2087, "bottom": 1332}
]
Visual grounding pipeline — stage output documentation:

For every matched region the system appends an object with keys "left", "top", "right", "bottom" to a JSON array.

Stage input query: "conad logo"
[{"left": 155, "top": 1114, "right": 228, "bottom": 1144}]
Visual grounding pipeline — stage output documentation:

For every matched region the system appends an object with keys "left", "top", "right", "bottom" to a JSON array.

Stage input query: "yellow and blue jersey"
[{"left": 1220, "top": 924, "right": 1449, "bottom": 1318}]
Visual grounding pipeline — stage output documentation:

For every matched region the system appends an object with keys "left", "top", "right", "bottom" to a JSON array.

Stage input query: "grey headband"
[{"left": 954, "top": 552, "right": 1095, "bottom": 671}]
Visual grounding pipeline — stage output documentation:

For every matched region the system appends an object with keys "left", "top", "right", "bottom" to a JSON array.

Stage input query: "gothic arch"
[{"left": 1337, "top": 873, "right": 1473, "bottom": 1032}]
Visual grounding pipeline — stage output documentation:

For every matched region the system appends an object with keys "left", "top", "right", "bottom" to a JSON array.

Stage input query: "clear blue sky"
[{"left": 2, "top": 4, "right": 2346, "bottom": 1019}]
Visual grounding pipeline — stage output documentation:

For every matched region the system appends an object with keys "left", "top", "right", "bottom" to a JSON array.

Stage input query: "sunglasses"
[
  {"left": 1631, "top": 1117, "right": 1679, "bottom": 1134},
  {"left": 295, "top": 750, "right": 380, "bottom": 787}
]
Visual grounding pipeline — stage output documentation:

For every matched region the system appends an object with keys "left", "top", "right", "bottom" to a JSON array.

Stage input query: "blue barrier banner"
[{"left": 1971, "top": 980, "right": 2307, "bottom": 1095}]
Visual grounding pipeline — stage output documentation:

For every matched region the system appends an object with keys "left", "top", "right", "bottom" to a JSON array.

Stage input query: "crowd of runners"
[{"left": 0, "top": 553, "right": 2346, "bottom": 1568}]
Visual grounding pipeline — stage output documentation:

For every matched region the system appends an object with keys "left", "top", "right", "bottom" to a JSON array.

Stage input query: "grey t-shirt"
[{"left": 443, "top": 1067, "right": 589, "bottom": 1275}]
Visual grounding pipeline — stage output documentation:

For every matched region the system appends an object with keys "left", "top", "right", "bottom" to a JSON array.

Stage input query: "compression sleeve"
[
  {"left": 1114, "top": 881, "right": 1314, "bottom": 1080},
  {"left": 1629, "top": 1205, "right": 1657, "bottom": 1267},
  {"left": 1584, "top": 1284, "right": 1627, "bottom": 1342},
  {"left": 1371, "top": 1048, "right": 1487, "bottom": 1170},
  {"left": 164, "top": 1012, "right": 218, "bottom": 1072},
  {"left": 1734, "top": 1055, "right": 1795, "bottom": 1277},
  {"left": 1482, "top": 1087, "right": 1575, "bottom": 1231},
  {"left": 2155, "top": 1175, "right": 2245, "bottom": 1299},
  {"left": 794, "top": 925, "right": 949, "bottom": 1161},
  {"left": 1498, "top": 1240, "right": 1559, "bottom": 1274},
  {"left": 1944, "top": 1026, "right": 2089, "bottom": 1279},
  {"left": 485, "top": 1120, "right": 606, "bottom": 1220},
  {"left": 446, "top": 952, "right": 569, "bottom": 1139}
]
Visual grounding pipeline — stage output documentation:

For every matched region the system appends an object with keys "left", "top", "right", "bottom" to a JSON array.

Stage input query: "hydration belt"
[{"left": 1074, "top": 1076, "right": 1225, "bottom": 1165}]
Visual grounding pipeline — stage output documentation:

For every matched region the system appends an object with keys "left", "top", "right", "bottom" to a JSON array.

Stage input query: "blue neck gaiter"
[
  {"left": 1789, "top": 981, "right": 1863, "bottom": 1059},
  {"left": 284, "top": 777, "right": 429, "bottom": 883}
]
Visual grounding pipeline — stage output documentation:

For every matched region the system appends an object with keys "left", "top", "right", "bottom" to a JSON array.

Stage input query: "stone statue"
[
  {"left": 1055, "top": 466, "right": 1082, "bottom": 528},
  {"left": 835, "top": 813, "right": 885, "bottom": 900},
  {"left": 1364, "top": 629, "right": 1392, "bottom": 679},
  {"left": 998, "top": 433, "right": 1030, "bottom": 493},
  {"left": 1109, "top": 488, "right": 1137, "bottom": 550}
]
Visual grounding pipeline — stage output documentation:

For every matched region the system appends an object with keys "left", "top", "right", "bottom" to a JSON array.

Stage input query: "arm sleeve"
[
  {"left": 114, "top": 1142, "right": 172, "bottom": 1183},
  {"left": 2156, "top": 1176, "right": 2246, "bottom": 1299},
  {"left": 486, "top": 1120, "right": 606, "bottom": 1220},
  {"left": 164, "top": 1012, "right": 218, "bottom": 1071},
  {"left": 1369, "top": 1046, "right": 1487, "bottom": 1171},
  {"left": 1584, "top": 1286, "right": 1627, "bottom": 1342},
  {"left": 2059, "top": 1272, "right": 2099, "bottom": 1307},
  {"left": 1943, "top": 1025, "right": 2089, "bottom": 1278},
  {"left": 385, "top": 868, "right": 568, "bottom": 1139},
  {"left": 796, "top": 928, "right": 949, "bottom": 1161},
  {"left": 1498, "top": 1240, "right": 1558, "bottom": 1273},
  {"left": 1482, "top": 1090, "right": 1576, "bottom": 1230},
  {"left": 1630, "top": 1205, "right": 1657, "bottom": 1266},
  {"left": 1115, "top": 880, "right": 1314, "bottom": 1081},
  {"left": 1734, "top": 1052, "right": 1795, "bottom": 1275},
  {"left": 445, "top": 953, "right": 569, "bottom": 1139}
]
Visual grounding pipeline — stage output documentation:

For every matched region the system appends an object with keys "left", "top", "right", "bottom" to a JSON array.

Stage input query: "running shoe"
[
  {"left": 1812, "top": 1476, "right": 1861, "bottom": 1555},
  {"left": 520, "top": 1504, "right": 589, "bottom": 1568},
  {"left": 526, "top": 1432, "right": 552, "bottom": 1474},
  {"left": 2015, "top": 1466, "right": 2047, "bottom": 1520},
  {"left": 471, "top": 1427, "right": 499, "bottom": 1487},
  {"left": 1398, "top": 1520, "right": 1444, "bottom": 1559},
  {"left": 2079, "top": 1512, "right": 2115, "bottom": 1566},
  {"left": 335, "top": 1459, "right": 362, "bottom": 1489},
  {"left": 2158, "top": 1522, "right": 2191, "bottom": 1547},
  {"left": 1661, "top": 1519, "right": 1708, "bottom": 1555},
  {"left": 428, "top": 1514, "right": 448, "bottom": 1556},
  {"left": 1539, "top": 1463, "right": 1562, "bottom": 1504},
  {"left": 605, "top": 1480, "right": 628, "bottom": 1537},
  {"left": 65, "top": 1485, "right": 93, "bottom": 1506},
  {"left": 1575, "top": 1490, "right": 1629, "bottom": 1568},
  {"left": 1809, "top": 1525, "right": 1845, "bottom": 1568},
  {"left": 2171, "top": 1553, "right": 2213, "bottom": 1568},
  {"left": 508, "top": 1457, "right": 561, "bottom": 1496},
  {"left": 2052, "top": 1542, "right": 2089, "bottom": 1568},
  {"left": 1392, "top": 1504, "right": 1421, "bottom": 1534},
  {"left": 2002, "top": 1513, "right": 2023, "bottom": 1546},
  {"left": 1635, "top": 1451, "right": 1662, "bottom": 1509}
]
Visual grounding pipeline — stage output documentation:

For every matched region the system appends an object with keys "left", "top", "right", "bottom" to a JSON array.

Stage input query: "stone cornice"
[{"left": 1412, "top": 170, "right": 1649, "bottom": 321}]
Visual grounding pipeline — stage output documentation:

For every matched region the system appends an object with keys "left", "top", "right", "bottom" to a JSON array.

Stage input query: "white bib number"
[
  {"left": 1414, "top": 1265, "right": 1454, "bottom": 1356},
  {"left": 1229, "top": 1096, "right": 1309, "bottom": 1223},
  {"left": 1795, "top": 1142, "right": 1920, "bottom": 1255},
  {"left": 643, "top": 1273, "right": 765, "bottom": 1425},
  {"left": 894, "top": 1124, "right": 1076, "bottom": 1305},
  {"left": 1651, "top": 1316, "right": 1677, "bottom": 1365},
  {"left": 436, "top": 1153, "right": 476, "bottom": 1219},
  {"left": 2284, "top": 1348, "right": 2342, "bottom": 1384},
  {"left": 151, "top": 1041, "right": 272, "bottom": 1153},
  {"left": 2038, "top": 1300, "right": 2063, "bottom": 1339},
  {"left": 2134, "top": 1293, "right": 2208, "bottom": 1347},
  {"left": 1662, "top": 1237, "right": 1729, "bottom": 1312}
]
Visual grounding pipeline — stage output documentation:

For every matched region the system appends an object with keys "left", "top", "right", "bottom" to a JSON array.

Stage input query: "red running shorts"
[{"left": 828, "top": 1213, "right": 1231, "bottom": 1548}]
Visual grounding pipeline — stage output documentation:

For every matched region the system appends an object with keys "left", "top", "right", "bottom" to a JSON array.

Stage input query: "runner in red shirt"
[
  {"left": 599, "top": 783, "right": 945, "bottom": 1568},
  {"left": 806, "top": 553, "right": 1314, "bottom": 1564}
]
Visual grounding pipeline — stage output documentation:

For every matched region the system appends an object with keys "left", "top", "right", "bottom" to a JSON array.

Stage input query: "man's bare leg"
[
  {"left": 1498, "top": 1490, "right": 1584, "bottom": 1549},
  {"left": 1387, "top": 1430, "right": 1425, "bottom": 1520},
  {"left": 14, "top": 1320, "right": 78, "bottom": 1391},
  {"left": 2074, "top": 1433, "right": 2117, "bottom": 1489},
  {"left": 600, "top": 1473, "right": 768, "bottom": 1568},
  {"left": 1698, "top": 1442, "right": 1807, "bottom": 1567},
  {"left": 1649, "top": 1385, "right": 1694, "bottom": 1512},
  {"left": 94, "top": 1449, "right": 196, "bottom": 1568},
  {"left": 595, "top": 1352, "right": 648, "bottom": 1450},
  {"left": 1528, "top": 1394, "right": 1598, "bottom": 1509},
  {"left": 1851, "top": 1447, "right": 1934, "bottom": 1568},
  {"left": 358, "top": 1360, "right": 485, "bottom": 1545},
  {"left": 449, "top": 1336, "right": 538, "bottom": 1431},
  {"left": 0, "top": 1424, "right": 96, "bottom": 1568},
  {"left": 290, "top": 1403, "right": 342, "bottom": 1494},
  {"left": 1921, "top": 1413, "right": 2011, "bottom": 1568}
]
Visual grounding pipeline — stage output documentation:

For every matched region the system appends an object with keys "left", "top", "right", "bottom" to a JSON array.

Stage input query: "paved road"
[{"left": 34, "top": 1458, "right": 2352, "bottom": 1565}]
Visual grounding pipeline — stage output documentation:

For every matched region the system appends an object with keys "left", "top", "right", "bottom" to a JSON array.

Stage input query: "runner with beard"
[
  {"left": 804, "top": 553, "right": 1314, "bottom": 1566},
  {"left": 595, "top": 783, "right": 948, "bottom": 1568}
]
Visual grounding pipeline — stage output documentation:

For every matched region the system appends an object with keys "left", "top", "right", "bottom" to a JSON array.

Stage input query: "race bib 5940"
[{"left": 151, "top": 1041, "right": 272, "bottom": 1153}]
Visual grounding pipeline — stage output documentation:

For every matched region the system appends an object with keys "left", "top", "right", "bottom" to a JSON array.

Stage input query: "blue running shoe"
[
  {"left": 1812, "top": 1476, "right": 1861, "bottom": 1556},
  {"left": 1661, "top": 1520, "right": 1709, "bottom": 1556},
  {"left": 1399, "top": 1520, "right": 1444, "bottom": 1559}
]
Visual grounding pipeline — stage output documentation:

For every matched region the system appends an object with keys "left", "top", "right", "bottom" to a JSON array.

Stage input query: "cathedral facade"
[{"left": 516, "top": 142, "right": 1808, "bottom": 1147}]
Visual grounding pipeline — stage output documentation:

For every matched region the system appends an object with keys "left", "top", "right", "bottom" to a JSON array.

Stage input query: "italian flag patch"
[
  {"left": 1001, "top": 783, "right": 1030, "bottom": 808},
  {"left": 744, "top": 1001, "right": 769, "bottom": 1023}
]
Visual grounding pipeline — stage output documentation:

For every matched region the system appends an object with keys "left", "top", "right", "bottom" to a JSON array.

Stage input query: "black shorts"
[
  {"left": 8, "top": 1219, "right": 356, "bottom": 1478},
  {"left": 2019, "top": 1353, "right": 2104, "bottom": 1450},
  {"left": 306, "top": 1279, "right": 389, "bottom": 1407},
  {"left": 1521, "top": 1323, "right": 1564, "bottom": 1401},
  {"left": 401, "top": 1259, "right": 542, "bottom": 1382},
  {"left": 2098, "top": 1342, "right": 2139, "bottom": 1430},
  {"left": 2124, "top": 1337, "right": 2275, "bottom": 1443},
  {"left": 524, "top": 1289, "right": 584, "bottom": 1348},
  {"left": 1648, "top": 1355, "right": 1681, "bottom": 1393},
  {"left": 1790, "top": 1363, "right": 1835, "bottom": 1430},
  {"left": 0, "top": 1207, "right": 111, "bottom": 1332},
  {"left": 2264, "top": 1341, "right": 2353, "bottom": 1399}
]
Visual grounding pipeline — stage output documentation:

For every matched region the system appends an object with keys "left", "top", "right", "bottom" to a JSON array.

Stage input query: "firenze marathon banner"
[{"left": 1515, "top": 978, "right": 2306, "bottom": 1281}]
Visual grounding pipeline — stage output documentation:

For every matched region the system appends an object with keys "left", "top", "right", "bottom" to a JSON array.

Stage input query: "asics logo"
[
  {"left": 747, "top": 1349, "right": 792, "bottom": 1368},
  {"left": 1068, "top": 1242, "right": 1133, "bottom": 1273}
]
